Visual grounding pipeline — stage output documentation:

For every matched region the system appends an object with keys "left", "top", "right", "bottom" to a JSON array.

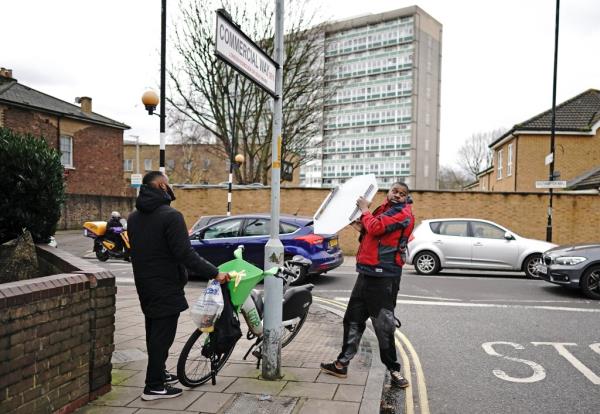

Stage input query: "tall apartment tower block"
[{"left": 300, "top": 6, "right": 442, "bottom": 190}]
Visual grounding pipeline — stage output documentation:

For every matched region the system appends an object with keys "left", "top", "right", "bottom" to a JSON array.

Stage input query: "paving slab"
[
  {"left": 218, "top": 363, "right": 261, "bottom": 378},
  {"left": 281, "top": 366, "right": 320, "bottom": 382},
  {"left": 185, "top": 392, "right": 234, "bottom": 413},
  {"left": 89, "top": 385, "right": 142, "bottom": 407},
  {"left": 279, "top": 381, "right": 338, "bottom": 399},
  {"left": 316, "top": 369, "right": 368, "bottom": 385},
  {"left": 180, "top": 375, "right": 236, "bottom": 393},
  {"left": 223, "top": 378, "right": 287, "bottom": 395},
  {"left": 298, "top": 398, "right": 360, "bottom": 414},
  {"left": 334, "top": 384, "right": 364, "bottom": 402}
]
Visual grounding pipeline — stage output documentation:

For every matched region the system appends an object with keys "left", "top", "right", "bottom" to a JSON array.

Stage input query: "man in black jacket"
[{"left": 128, "top": 171, "right": 230, "bottom": 401}]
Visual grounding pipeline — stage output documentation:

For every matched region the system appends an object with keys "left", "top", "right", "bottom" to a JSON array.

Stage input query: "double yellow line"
[{"left": 315, "top": 296, "right": 429, "bottom": 414}]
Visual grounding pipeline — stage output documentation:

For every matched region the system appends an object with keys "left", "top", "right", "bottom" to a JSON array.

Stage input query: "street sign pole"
[
  {"left": 262, "top": 0, "right": 284, "bottom": 380},
  {"left": 547, "top": 0, "right": 560, "bottom": 242}
]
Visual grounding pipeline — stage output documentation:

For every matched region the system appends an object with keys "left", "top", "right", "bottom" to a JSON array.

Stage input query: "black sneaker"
[
  {"left": 164, "top": 371, "right": 178, "bottom": 385},
  {"left": 389, "top": 370, "right": 409, "bottom": 388},
  {"left": 141, "top": 384, "right": 183, "bottom": 401},
  {"left": 320, "top": 361, "right": 348, "bottom": 378}
]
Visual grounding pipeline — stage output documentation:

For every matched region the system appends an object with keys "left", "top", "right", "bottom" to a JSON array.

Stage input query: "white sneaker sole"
[{"left": 141, "top": 392, "right": 182, "bottom": 401}]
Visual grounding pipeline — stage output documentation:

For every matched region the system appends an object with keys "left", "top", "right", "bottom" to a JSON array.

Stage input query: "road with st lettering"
[{"left": 58, "top": 231, "right": 599, "bottom": 414}]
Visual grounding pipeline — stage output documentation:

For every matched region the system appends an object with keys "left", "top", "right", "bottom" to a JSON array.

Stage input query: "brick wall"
[
  {"left": 0, "top": 246, "right": 116, "bottom": 414},
  {"left": 58, "top": 194, "right": 136, "bottom": 230},
  {"left": 3, "top": 106, "right": 130, "bottom": 197},
  {"left": 172, "top": 187, "right": 600, "bottom": 255}
]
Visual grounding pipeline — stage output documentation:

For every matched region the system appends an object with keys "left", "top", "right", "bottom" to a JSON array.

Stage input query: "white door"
[{"left": 432, "top": 220, "right": 472, "bottom": 266}]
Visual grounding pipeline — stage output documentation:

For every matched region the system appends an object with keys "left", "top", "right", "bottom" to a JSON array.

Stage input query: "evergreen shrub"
[{"left": 0, "top": 127, "right": 65, "bottom": 244}]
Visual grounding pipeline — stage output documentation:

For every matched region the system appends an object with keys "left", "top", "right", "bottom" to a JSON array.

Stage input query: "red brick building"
[
  {"left": 0, "top": 67, "right": 131, "bottom": 196},
  {"left": 0, "top": 67, "right": 134, "bottom": 228}
]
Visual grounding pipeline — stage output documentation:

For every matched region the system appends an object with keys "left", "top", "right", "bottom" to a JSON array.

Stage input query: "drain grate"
[{"left": 223, "top": 394, "right": 298, "bottom": 414}]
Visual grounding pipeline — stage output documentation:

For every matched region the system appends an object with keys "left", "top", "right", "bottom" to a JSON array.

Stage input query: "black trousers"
[
  {"left": 337, "top": 273, "right": 401, "bottom": 372},
  {"left": 145, "top": 313, "right": 179, "bottom": 389}
]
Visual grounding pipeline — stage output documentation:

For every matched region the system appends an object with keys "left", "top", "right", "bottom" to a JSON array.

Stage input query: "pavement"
[{"left": 74, "top": 278, "right": 391, "bottom": 414}]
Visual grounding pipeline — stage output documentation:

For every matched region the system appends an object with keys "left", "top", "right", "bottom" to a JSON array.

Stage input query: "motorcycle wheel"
[
  {"left": 281, "top": 310, "right": 309, "bottom": 348},
  {"left": 177, "top": 329, "right": 234, "bottom": 388},
  {"left": 95, "top": 247, "right": 109, "bottom": 262}
]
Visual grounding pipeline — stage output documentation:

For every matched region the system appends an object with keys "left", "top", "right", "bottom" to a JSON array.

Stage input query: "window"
[
  {"left": 144, "top": 159, "right": 152, "bottom": 171},
  {"left": 280, "top": 222, "right": 298, "bottom": 234},
  {"left": 243, "top": 219, "right": 270, "bottom": 236},
  {"left": 507, "top": 144, "right": 513, "bottom": 176},
  {"left": 497, "top": 150, "right": 503, "bottom": 180},
  {"left": 124, "top": 159, "right": 133, "bottom": 171},
  {"left": 203, "top": 219, "right": 243, "bottom": 239},
  {"left": 60, "top": 135, "right": 73, "bottom": 167},
  {"left": 470, "top": 221, "right": 505, "bottom": 239},
  {"left": 430, "top": 221, "right": 469, "bottom": 237},
  {"left": 166, "top": 159, "right": 175, "bottom": 170}
]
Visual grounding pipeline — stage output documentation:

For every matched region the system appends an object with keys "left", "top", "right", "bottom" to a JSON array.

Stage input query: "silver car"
[{"left": 407, "top": 218, "right": 556, "bottom": 278}]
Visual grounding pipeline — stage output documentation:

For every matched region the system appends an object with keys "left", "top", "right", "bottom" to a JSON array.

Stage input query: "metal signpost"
[{"left": 215, "top": 4, "right": 284, "bottom": 380}]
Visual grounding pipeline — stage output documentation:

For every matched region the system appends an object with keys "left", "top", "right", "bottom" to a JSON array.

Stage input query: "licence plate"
[{"left": 328, "top": 239, "right": 338, "bottom": 248}]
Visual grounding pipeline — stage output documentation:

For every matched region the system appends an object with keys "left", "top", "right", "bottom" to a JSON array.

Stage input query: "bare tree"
[
  {"left": 438, "top": 165, "right": 472, "bottom": 190},
  {"left": 457, "top": 128, "right": 506, "bottom": 180},
  {"left": 168, "top": 0, "right": 330, "bottom": 184}
]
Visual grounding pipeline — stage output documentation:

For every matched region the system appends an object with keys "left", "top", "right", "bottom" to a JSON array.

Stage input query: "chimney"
[
  {"left": 76, "top": 96, "right": 92, "bottom": 113},
  {"left": 0, "top": 67, "right": 13, "bottom": 79}
]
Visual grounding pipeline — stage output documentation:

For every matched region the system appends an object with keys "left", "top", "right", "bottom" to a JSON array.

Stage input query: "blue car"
[{"left": 189, "top": 214, "right": 344, "bottom": 284}]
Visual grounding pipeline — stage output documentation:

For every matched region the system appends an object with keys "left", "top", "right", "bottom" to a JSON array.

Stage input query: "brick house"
[
  {"left": 0, "top": 67, "right": 134, "bottom": 228},
  {"left": 0, "top": 68, "right": 130, "bottom": 195},
  {"left": 475, "top": 89, "right": 600, "bottom": 192},
  {"left": 123, "top": 141, "right": 229, "bottom": 185},
  {"left": 123, "top": 141, "right": 301, "bottom": 186}
]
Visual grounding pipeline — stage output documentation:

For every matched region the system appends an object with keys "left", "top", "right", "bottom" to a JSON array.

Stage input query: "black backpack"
[{"left": 207, "top": 284, "right": 242, "bottom": 355}]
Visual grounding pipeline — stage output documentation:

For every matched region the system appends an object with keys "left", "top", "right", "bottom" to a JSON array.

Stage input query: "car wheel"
[
  {"left": 284, "top": 258, "right": 308, "bottom": 286},
  {"left": 523, "top": 254, "right": 543, "bottom": 279},
  {"left": 580, "top": 265, "right": 600, "bottom": 300},
  {"left": 413, "top": 251, "right": 441, "bottom": 275}
]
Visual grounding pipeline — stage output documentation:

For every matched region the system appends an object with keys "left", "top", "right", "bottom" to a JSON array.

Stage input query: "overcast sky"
[{"left": 2, "top": 0, "right": 598, "bottom": 167}]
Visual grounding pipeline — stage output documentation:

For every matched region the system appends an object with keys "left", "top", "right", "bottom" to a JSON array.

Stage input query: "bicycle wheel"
[
  {"left": 177, "top": 329, "right": 234, "bottom": 387},
  {"left": 281, "top": 310, "right": 309, "bottom": 348}
]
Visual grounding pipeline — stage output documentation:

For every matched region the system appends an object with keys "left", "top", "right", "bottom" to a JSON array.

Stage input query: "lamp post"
[
  {"left": 141, "top": 0, "right": 167, "bottom": 173},
  {"left": 546, "top": 0, "right": 560, "bottom": 242}
]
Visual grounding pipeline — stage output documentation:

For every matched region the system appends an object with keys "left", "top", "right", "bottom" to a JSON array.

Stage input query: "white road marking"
[
  {"left": 332, "top": 297, "right": 600, "bottom": 313},
  {"left": 532, "top": 342, "right": 600, "bottom": 385},
  {"left": 591, "top": 343, "right": 600, "bottom": 355},
  {"left": 482, "top": 342, "right": 546, "bottom": 383}
]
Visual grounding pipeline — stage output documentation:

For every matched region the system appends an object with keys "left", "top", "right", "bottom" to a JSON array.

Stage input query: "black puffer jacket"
[{"left": 128, "top": 185, "right": 219, "bottom": 318}]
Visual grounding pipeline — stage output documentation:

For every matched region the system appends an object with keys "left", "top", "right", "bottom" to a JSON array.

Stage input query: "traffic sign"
[
  {"left": 535, "top": 180, "right": 567, "bottom": 189},
  {"left": 131, "top": 173, "right": 142, "bottom": 188}
]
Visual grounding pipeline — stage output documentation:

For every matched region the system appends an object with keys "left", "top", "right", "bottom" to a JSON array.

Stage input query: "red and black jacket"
[{"left": 355, "top": 200, "right": 415, "bottom": 277}]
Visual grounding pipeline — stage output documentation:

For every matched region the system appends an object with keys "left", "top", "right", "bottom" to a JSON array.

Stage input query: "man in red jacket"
[{"left": 321, "top": 181, "right": 414, "bottom": 388}]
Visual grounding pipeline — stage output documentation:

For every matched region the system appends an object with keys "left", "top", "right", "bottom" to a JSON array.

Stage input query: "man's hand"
[
  {"left": 356, "top": 196, "right": 370, "bottom": 213},
  {"left": 215, "top": 272, "right": 231, "bottom": 284}
]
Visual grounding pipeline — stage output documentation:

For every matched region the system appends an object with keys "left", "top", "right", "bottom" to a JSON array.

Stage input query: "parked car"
[
  {"left": 407, "top": 218, "right": 556, "bottom": 278},
  {"left": 188, "top": 214, "right": 343, "bottom": 284},
  {"left": 538, "top": 244, "right": 600, "bottom": 300},
  {"left": 188, "top": 215, "right": 228, "bottom": 235}
]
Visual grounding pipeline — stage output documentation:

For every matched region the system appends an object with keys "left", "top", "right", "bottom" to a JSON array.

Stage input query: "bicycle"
[{"left": 176, "top": 246, "right": 314, "bottom": 387}]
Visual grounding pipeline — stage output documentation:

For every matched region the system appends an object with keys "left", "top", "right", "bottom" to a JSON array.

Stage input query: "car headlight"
[{"left": 554, "top": 256, "right": 587, "bottom": 265}]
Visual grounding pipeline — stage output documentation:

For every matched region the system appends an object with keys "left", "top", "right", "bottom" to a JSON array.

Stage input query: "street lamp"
[{"left": 141, "top": 90, "right": 159, "bottom": 115}]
